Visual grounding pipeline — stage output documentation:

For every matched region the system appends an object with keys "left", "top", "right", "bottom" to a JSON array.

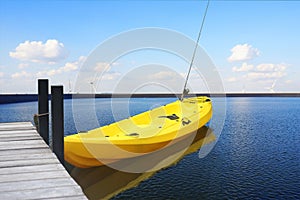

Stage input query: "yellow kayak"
[{"left": 64, "top": 96, "right": 212, "bottom": 168}]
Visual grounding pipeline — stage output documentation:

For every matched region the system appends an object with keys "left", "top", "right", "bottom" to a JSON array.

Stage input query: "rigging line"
[{"left": 180, "top": 0, "right": 210, "bottom": 101}]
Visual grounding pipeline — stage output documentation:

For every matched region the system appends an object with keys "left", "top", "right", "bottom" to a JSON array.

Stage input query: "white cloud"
[
  {"left": 227, "top": 77, "right": 238, "bottom": 82},
  {"left": 232, "top": 62, "right": 254, "bottom": 72},
  {"left": 11, "top": 71, "right": 31, "bottom": 79},
  {"left": 148, "top": 71, "right": 178, "bottom": 80},
  {"left": 10, "top": 39, "right": 68, "bottom": 64},
  {"left": 18, "top": 63, "right": 29, "bottom": 69},
  {"left": 0, "top": 72, "right": 4, "bottom": 77},
  {"left": 93, "top": 62, "right": 121, "bottom": 80},
  {"left": 36, "top": 56, "right": 86, "bottom": 77},
  {"left": 101, "top": 72, "right": 121, "bottom": 80},
  {"left": 180, "top": 71, "right": 199, "bottom": 80},
  {"left": 231, "top": 62, "right": 288, "bottom": 81},
  {"left": 246, "top": 71, "right": 286, "bottom": 80},
  {"left": 94, "top": 62, "right": 111, "bottom": 72},
  {"left": 228, "top": 44, "right": 260, "bottom": 62},
  {"left": 93, "top": 62, "right": 119, "bottom": 72},
  {"left": 256, "top": 63, "right": 286, "bottom": 72},
  {"left": 285, "top": 80, "right": 292, "bottom": 84},
  {"left": 61, "top": 56, "right": 86, "bottom": 72}
]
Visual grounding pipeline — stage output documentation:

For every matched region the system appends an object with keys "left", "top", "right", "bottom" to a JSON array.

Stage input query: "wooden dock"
[{"left": 0, "top": 122, "right": 87, "bottom": 200}]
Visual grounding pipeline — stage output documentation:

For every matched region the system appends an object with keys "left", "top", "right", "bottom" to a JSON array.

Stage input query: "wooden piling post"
[
  {"left": 51, "top": 86, "right": 64, "bottom": 164},
  {"left": 38, "top": 79, "right": 49, "bottom": 145}
]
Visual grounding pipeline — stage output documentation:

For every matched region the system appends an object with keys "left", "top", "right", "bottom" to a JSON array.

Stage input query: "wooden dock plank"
[
  {"left": 0, "top": 185, "right": 85, "bottom": 200},
  {"left": 0, "top": 122, "right": 33, "bottom": 127},
  {"left": 0, "top": 132, "right": 39, "bottom": 137},
  {"left": 0, "top": 122, "right": 87, "bottom": 199},
  {"left": 0, "top": 177, "right": 79, "bottom": 192},
  {"left": 0, "top": 163, "right": 65, "bottom": 175},
  {"left": 46, "top": 196, "right": 89, "bottom": 200},
  {"left": 0, "top": 135, "right": 41, "bottom": 142},
  {"left": 0, "top": 126, "right": 36, "bottom": 131},
  {"left": 0, "top": 139, "right": 45, "bottom": 146},
  {"left": 0, "top": 158, "right": 60, "bottom": 170},
  {"left": 0, "top": 129, "right": 38, "bottom": 136},
  {"left": 0, "top": 140, "right": 48, "bottom": 150},
  {"left": 0, "top": 152, "right": 56, "bottom": 162},
  {"left": 0, "top": 170, "right": 71, "bottom": 183},
  {"left": 0, "top": 148, "right": 51, "bottom": 157},
  {"left": 0, "top": 122, "right": 36, "bottom": 131}
]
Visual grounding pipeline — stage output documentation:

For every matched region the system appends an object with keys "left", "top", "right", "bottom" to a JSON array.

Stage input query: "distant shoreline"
[{"left": 1, "top": 93, "right": 299, "bottom": 104}]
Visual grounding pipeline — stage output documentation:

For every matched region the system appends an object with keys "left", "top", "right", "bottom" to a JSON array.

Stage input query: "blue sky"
[{"left": 0, "top": 0, "right": 299, "bottom": 93}]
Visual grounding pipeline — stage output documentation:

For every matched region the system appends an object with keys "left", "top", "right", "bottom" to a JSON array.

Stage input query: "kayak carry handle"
[{"left": 158, "top": 114, "right": 179, "bottom": 120}]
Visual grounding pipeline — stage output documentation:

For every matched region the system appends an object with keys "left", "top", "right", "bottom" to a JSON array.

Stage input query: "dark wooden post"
[
  {"left": 51, "top": 86, "right": 64, "bottom": 164},
  {"left": 38, "top": 79, "right": 49, "bottom": 145}
]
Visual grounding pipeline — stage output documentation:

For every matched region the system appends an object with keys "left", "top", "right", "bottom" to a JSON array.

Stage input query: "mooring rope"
[
  {"left": 180, "top": 0, "right": 210, "bottom": 101},
  {"left": 33, "top": 113, "right": 49, "bottom": 132}
]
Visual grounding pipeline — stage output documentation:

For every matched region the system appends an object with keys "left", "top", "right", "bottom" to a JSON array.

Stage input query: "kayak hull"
[{"left": 64, "top": 97, "right": 213, "bottom": 168}]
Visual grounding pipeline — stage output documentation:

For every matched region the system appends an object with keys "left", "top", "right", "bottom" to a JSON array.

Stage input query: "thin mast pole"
[{"left": 180, "top": 0, "right": 210, "bottom": 101}]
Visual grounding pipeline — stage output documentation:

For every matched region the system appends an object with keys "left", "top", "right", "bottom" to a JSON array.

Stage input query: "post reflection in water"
[{"left": 68, "top": 126, "right": 216, "bottom": 200}]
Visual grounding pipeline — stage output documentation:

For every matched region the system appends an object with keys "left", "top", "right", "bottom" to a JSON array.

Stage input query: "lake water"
[{"left": 0, "top": 97, "right": 299, "bottom": 199}]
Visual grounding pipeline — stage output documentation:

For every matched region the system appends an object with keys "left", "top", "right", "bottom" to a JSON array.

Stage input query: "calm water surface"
[{"left": 0, "top": 97, "right": 299, "bottom": 199}]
